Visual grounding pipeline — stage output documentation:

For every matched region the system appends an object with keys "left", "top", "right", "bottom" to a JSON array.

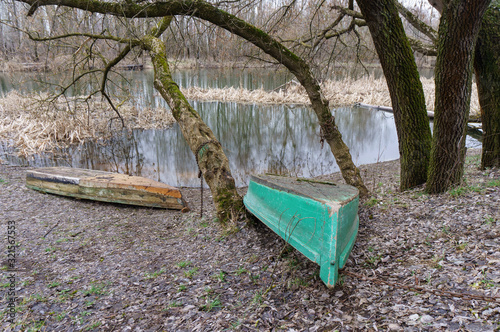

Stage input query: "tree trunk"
[
  {"left": 175, "top": 1, "right": 369, "bottom": 197},
  {"left": 475, "top": 4, "right": 500, "bottom": 169},
  {"left": 356, "top": 0, "right": 432, "bottom": 190},
  {"left": 141, "top": 33, "right": 244, "bottom": 223},
  {"left": 427, "top": 0, "right": 491, "bottom": 193}
]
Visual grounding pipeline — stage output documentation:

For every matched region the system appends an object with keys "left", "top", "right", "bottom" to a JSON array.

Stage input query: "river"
[{"left": 0, "top": 67, "right": 480, "bottom": 187}]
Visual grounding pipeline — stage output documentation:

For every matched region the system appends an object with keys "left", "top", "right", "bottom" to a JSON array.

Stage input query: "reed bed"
[
  {"left": 1, "top": 77, "right": 480, "bottom": 156},
  {"left": 0, "top": 91, "right": 175, "bottom": 156},
  {"left": 182, "top": 77, "right": 480, "bottom": 117}
]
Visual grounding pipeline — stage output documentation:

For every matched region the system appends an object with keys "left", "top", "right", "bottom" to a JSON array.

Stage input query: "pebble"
[
  {"left": 388, "top": 323, "right": 401, "bottom": 330},
  {"left": 408, "top": 314, "right": 419, "bottom": 321}
]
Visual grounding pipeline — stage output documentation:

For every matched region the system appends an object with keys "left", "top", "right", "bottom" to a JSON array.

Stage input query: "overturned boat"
[
  {"left": 26, "top": 167, "right": 189, "bottom": 210},
  {"left": 244, "top": 174, "right": 359, "bottom": 287}
]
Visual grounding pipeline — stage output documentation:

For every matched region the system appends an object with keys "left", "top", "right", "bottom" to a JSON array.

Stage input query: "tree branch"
[
  {"left": 27, "top": 30, "right": 135, "bottom": 45},
  {"left": 408, "top": 37, "right": 437, "bottom": 56},
  {"left": 16, "top": 0, "right": 369, "bottom": 195},
  {"left": 331, "top": 5, "right": 364, "bottom": 19},
  {"left": 395, "top": 1, "right": 438, "bottom": 43}
]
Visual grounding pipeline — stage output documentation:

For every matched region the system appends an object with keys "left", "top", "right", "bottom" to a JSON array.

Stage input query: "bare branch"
[
  {"left": 27, "top": 30, "right": 135, "bottom": 45},
  {"left": 395, "top": 1, "right": 437, "bottom": 43},
  {"left": 408, "top": 37, "right": 437, "bottom": 56},
  {"left": 331, "top": 5, "right": 364, "bottom": 20}
]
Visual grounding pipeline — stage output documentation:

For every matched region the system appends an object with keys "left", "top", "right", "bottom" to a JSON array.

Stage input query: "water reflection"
[
  {"left": 1, "top": 104, "right": 406, "bottom": 187},
  {"left": 0, "top": 68, "right": 295, "bottom": 97},
  {"left": 0, "top": 66, "right": 434, "bottom": 97},
  {"left": 1, "top": 68, "right": 481, "bottom": 188}
]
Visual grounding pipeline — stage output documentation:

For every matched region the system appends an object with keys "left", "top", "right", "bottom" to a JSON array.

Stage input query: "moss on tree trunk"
[
  {"left": 141, "top": 33, "right": 244, "bottom": 223},
  {"left": 427, "top": 0, "right": 491, "bottom": 193},
  {"left": 356, "top": 0, "right": 432, "bottom": 191},
  {"left": 475, "top": 4, "right": 500, "bottom": 169}
]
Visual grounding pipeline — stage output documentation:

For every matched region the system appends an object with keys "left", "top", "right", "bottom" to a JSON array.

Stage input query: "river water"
[{"left": 0, "top": 67, "right": 480, "bottom": 187}]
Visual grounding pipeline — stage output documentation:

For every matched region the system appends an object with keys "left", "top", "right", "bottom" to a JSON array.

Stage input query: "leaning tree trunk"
[
  {"left": 427, "top": 0, "right": 491, "bottom": 193},
  {"left": 184, "top": 1, "right": 369, "bottom": 197},
  {"left": 475, "top": 4, "right": 500, "bottom": 169},
  {"left": 356, "top": 0, "right": 432, "bottom": 190},
  {"left": 141, "top": 31, "right": 244, "bottom": 223}
]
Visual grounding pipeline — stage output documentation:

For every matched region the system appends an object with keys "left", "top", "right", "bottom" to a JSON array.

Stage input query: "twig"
[{"left": 43, "top": 221, "right": 60, "bottom": 238}]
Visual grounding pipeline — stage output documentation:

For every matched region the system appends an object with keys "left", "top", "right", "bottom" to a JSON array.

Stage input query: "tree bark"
[
  {"left": 141, "top": 32, "right": 244, "bottom": 222},
  {"left": 427, "top": 0, "right": 491, "bottom": 193},
  {"left": 19, "top": 0, "right": 369, "bottom": 197},
  {"left": 356, "top": 0, "right": 432, "bottom": 190},
  {"left": 474, "top": 4, "right": 500, "bottom": 169}
]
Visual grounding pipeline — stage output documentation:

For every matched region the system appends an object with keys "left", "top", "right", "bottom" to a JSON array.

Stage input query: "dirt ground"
[{"left": 0, "top": 149, "right": 499, "bottom": 331}]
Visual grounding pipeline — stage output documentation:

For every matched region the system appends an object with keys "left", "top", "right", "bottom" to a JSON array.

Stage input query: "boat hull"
[
  {"left": 243, "top": 174, "right": 359, "bottom": 287},
  {"left": 26, "top": 167, "right": 189, "bottom": 210}
]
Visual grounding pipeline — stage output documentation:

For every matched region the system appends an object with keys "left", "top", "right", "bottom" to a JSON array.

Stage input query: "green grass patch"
[
  {"left": 235, "top": 267, "right": 248, "bottom": 275},
  {"left": 47, "top": 282, "right": 61, "bottom": 289},
  {"left": 82, "top": 282, "right": 108, "bottom": 296},
  {"left": 200, "top": 295, "right": 222, "bottom": 312},
  {"left": 167, "top": 300, "right": 183, "bottom": 309},
  {"left": 85, "top": 321, "right": 102, "bottom": 331},
  {"left": 364, "top": 197, "right": 380, "bottom": 207},
  {"left": 184, "top": 267, "right": 199, "bottom": 279},
  {"left": 487, "top": 179, "right": 500, "bottom": 187},
  {"left": 176, "top": 261, "right": 191, "bottom": 268},
  {"left": 144, "top": 268, "right": 165, "bottom": 279}
]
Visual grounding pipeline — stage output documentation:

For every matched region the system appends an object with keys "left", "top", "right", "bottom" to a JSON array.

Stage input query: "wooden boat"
[
  {"left": 26, "top": 167, "right": 189, "bottom": 210},
  {"left": 243, "top": 174, "right": 359, "bottom": 287}
]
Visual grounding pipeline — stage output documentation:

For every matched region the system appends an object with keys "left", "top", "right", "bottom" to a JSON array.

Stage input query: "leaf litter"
[{"left": 0, "top": 148, "right": 498, "bottom": 331}]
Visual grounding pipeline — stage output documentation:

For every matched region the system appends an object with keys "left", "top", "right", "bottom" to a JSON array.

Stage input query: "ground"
[{"left": 0, "top": 149, "right": 499, "bottom": 331}]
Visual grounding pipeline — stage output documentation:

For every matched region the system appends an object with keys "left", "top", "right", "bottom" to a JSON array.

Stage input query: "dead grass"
[
  {"left": 0, "top": 91, "right": 175, "bottom": 156},
  {"left": 0, "top": 76, "right": 480, "bottom": 156},
  {"left": 182, "top": 76, "right": 480, "bottom": 117}
]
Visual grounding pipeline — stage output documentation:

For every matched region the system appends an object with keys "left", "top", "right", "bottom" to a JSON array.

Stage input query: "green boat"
[{"left": 243, "top": 174, "right": 359, "bottom": 287}]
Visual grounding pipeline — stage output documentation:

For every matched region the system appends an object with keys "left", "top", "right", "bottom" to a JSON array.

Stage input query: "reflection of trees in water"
[
  {"left": 334, "top": 106, "right": 397, "bottom": 164},
  {"left": 76, "top": 129, "right": 144, "bottom": 175},
  {"left": 0, "top": 103, "right": 402, "bottom": 187}
]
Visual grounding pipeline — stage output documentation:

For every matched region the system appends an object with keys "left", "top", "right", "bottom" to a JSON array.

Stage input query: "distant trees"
[{"left": 0, "top": 1, "right": 372, "bottom": 68}]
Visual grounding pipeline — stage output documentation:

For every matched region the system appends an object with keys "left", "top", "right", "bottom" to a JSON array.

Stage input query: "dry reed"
[
  {"left": 181, "top": 77, "right": 480, "bottom": 117},
  {"left": 0, "top": 76, "right": 480, "bottom": 156},
  {"left": 0, "top": 91, "right": 175, "bottom": 156}
]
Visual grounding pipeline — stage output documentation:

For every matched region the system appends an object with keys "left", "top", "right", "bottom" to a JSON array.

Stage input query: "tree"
[
  {"left": 12, "top": 0, "right": 369, "bottom": 223},
  {"left": 141, "top": 17, "right": 245, "bottom": 222},
  {"left": 326, "top": 0, "right": 492, "bottom": 192},
  {"left": 426, "top": 0, "right": 491, "bottom": 193},
  {"left": 397, "top": 0, "right": 500, "bottom": 170},
  {"left": 355, "top": 0, "right": 433, "bottom": 190},
  {"left": 474, "top": 2, "right": 500, "bottom": 169}
]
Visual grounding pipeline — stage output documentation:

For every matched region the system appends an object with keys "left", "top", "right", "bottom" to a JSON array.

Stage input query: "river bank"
[{"left": 0, "top": 149, "right": 498, "bottom": 331}]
